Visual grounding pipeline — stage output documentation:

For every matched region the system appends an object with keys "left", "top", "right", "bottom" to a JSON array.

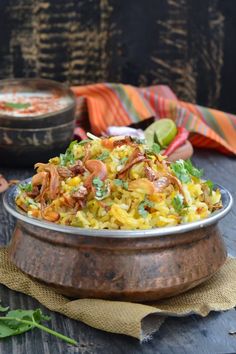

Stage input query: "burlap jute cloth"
[{"left": 1, "top": 247, "right": 236, "bottom": 342}]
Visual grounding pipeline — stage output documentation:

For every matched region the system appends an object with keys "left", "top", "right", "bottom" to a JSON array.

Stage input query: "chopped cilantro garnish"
[
  {"left": 97, "top": 150, "right": 109, "bottom": 161},
  {"left": 93, "top": 178, "right": 110, "bottom": 200},
  {"left": 120, "top": 157, "right": 128, "bottom": 164},
  {"left": 170, "top": 160, "right": 191, "bottom": 183},
  {"left": 5, "top": 102, "right": 31, "bottom": 109},
  {"left": 123, "top": 181, "right": 129, "bottom": 190},
  {"left": 205, "top": 180, "right": 214, "bottom": 195},
  {"left": 171, "top": 159, "right": 203, "bottom": 183},
  {"left": 114, "top": 179, "right": 128, "bottom": 190},
  {"left": 114, "top": 179, "right": 123, "bottom": 186},
  {"left": 93, "top": 177, "right": 104, "bottom": 188},
  {"left": 138, "top": 198, "right": 154, "bottom": 218},
  {"left": 59, "top": 140, "right": 77, "bottom": 166},
  {"left": 25, "top": 198, "right": 38, "bottom": 207},
  {"left": 172, "top": 194, "right": 184, "bottom": 212},
  {"left": 184, "top": 159, "right": 203, "bottom": 178},
  {"left": 19, "top": 182, "right": 32, "bottom": 193}
]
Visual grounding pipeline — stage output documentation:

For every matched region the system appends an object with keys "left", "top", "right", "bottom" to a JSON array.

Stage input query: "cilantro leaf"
[
  {"left": 0, "top": 307, "right": 77, "bottom": 345},
  {"left": 184, "top": 159, "right": 203, "bottom": 178},
  {"left": 170, "top": 160, "right": 191, "bottom": 183},
  {"left": 138, "top": 198, "right": 154, "bottom": 218},
  {"left": 19, "top": 182, "right": 32, "bottom": 193},
  {"left": 114, "top": 179, "right": 123, "bottom": 186},
  {"left": 5, "top": 102, "right": 31, "bottom": 110},
  {"left": 93, "top": 178, "right": 110, "bottom": 200},
  {"left": 0, "top": 306, "right": 9, "bottom": 312},
  {"left": 172, "top": 194, "right": 184, "bottom": 212},
  {"left": 97, "top": 150, "right": 109, "bottom": 161},
  {"left": 171, "top": 159, "right": 204, "bottom": 183},
  {"left": 205, "top": 180, "right": 214, "bottom": 195},
  {"left": 93, "top": 177, "right": 104, "bottom": 188},
  {"left": 114, "top": 179, "right": 129, "bottom": 190},
  {"left": 59, "top": 140, "right": 78, "bottom": 166},
  {"left": 120, "top": 157, "right": 128, "bottom": 164}
]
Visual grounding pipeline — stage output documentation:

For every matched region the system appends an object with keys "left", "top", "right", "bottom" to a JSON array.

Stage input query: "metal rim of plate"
[{"left": 3, "top": 178, "right": 233, "bottom": 239}]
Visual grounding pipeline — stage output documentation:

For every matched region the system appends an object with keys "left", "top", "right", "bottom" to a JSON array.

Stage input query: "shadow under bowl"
[{"left": 3, "top": 182, "right": 233, "bottom": 302}]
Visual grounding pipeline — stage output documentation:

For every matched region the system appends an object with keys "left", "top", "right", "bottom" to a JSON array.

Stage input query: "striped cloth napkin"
[{"left": 72, "top": 83, "right": 236, "bottom": 155}]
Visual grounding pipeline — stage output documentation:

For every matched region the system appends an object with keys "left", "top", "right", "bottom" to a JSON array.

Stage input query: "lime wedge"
[{"left": 144, "top": 119, "right": 177, "bottom": 148}]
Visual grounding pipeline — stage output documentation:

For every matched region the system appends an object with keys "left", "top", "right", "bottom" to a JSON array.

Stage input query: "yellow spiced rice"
[{"left": 15, "top": 136, "right": 222, "bottom": 230}]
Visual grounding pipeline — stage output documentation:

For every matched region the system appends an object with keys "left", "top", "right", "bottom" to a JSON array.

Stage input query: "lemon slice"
[{"left": 144, "top": 118, "right": 177, "bottom": 148}]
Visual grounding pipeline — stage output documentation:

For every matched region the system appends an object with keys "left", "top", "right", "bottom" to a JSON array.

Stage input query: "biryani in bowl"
[{"left": 15, "top": 135, "right": 222, "bottom": 230}]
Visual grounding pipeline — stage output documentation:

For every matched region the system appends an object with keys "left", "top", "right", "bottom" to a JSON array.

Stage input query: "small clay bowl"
[
  {"left": 0, "top": 78, "right": 76, "bottom": 167},
  {"left": 3, "top": 181, "right": 233, "bottom": 302}
]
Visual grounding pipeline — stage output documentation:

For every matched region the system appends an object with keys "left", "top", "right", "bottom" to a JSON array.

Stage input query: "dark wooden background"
[{"left": 0, "top": 0, "right": 236, "bottom": 114}]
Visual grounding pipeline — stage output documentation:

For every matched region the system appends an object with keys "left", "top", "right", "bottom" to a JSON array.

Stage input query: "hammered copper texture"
[{"left": 8, "top": 221, "right": 227, "bottom": 302}]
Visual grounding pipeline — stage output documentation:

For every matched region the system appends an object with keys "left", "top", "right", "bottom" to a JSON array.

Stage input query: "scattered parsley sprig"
[{"left": 0, "top": 306, "right": 77, "bottom": 345}]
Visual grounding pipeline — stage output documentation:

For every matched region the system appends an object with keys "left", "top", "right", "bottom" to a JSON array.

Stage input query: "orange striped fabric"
[{"left": 72, "top": 83, "right": 236, "bottom": 155}]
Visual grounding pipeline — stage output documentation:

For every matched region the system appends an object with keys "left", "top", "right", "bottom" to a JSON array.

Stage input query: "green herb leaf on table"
[
  {"left": 5, "top": 102, "right": 31, "bottom": 110},
  {"left": 0, "top": 307, "right": 77, "bottom": 345},
  {"left": 172, "top": 194, "right": 184, "bottom": 212},
  {"left": 138, "top": 198, "right": 154, "bottom": 218},
  {"left": 0, "top": 306, "right": 9, "bottom": 313}
]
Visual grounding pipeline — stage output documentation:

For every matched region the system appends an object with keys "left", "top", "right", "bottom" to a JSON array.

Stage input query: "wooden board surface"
[{"left": 0, "top": 149, "right": 236, "bottom": 354}]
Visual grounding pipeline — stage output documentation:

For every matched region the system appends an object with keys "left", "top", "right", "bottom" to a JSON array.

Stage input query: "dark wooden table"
[{"left": 0, "top": 150, "right": 236, "bottom": 354}]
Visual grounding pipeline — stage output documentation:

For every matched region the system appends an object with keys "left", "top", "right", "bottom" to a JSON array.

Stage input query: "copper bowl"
[{"left": 3, "top": 181, "right": 233, "bottom": 302}]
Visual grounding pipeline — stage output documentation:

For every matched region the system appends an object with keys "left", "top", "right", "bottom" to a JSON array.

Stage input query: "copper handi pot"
[{"left": 3, "top": 181, "right": 233, "bottom": 302}]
